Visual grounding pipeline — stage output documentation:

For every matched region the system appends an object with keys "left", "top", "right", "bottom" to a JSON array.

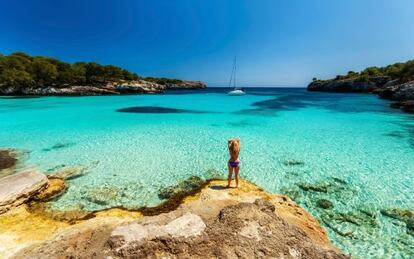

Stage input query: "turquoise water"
[{"left": 0, "top": 88, "right": 413, "bottom": 258}]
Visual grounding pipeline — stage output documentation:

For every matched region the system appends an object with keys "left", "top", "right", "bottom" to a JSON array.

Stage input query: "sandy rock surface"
[
  {"left": 0, "top": 171, "right": 47, "bottom": 214},
  {"left": 5, "top": 180, "right": 348, "bottom": 258}
]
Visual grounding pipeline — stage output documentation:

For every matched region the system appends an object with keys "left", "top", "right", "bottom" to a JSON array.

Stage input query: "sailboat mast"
[
  {"left": 228, "top": 56, "right": 237, "bottom": 88},
  {"left": 234, "top": 56, "right": 236, "bottom": 89}
]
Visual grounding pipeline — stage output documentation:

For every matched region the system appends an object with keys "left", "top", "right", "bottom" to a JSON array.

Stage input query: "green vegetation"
[
  {"left": 313, "top": 59, "right": 414, "bottom": 83},
  {"left": 0, "top": 52, "right": 140, "bottom": 88}
]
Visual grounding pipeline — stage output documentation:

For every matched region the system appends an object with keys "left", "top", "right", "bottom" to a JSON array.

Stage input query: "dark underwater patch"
[
  {"left": 239, "top": 90, "right": 398, "bottom": 115},
  {"left": 384, "top": 131, "right": 405, "bottom": 138},
  {"left": 252, "top": 94, "right": 310, "bottom": 111},
  {"left": 283, "top": 159, "right": 305, "bottom": 166},
  {"left": 0, "top": 149, "right": 17, "bottom": 170},
  {"left": 42, "top": 142, "right": 75, "bottom": 152},
  {"left": 116, "top": 106, "right": 209, "bottom": 114},
  {"left": 233, "top": 108, "right": 277, "bottom": 117},
  {"left": 227, "top": 120, "right": 256, "bottom": 127}
]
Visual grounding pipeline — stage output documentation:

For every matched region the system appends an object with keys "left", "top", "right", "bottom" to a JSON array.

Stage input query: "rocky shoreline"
[
  {"left": 0, "top": 168, "right": 348, "bottom": 258},
  {"left": 0, "top": 80, "right": 206, "bottom": 96},
  {"left": 308, "top": 77, "right": 414, "bottom": 113}
]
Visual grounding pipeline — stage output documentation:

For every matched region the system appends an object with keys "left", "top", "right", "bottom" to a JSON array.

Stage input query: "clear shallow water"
[{"left": 0, "top": 88, "right": 413, "bottom": 258}]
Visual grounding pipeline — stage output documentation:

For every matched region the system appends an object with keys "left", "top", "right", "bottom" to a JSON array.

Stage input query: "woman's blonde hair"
[{"left": 228, "top": 138, "right": 241, "bottom": 154}]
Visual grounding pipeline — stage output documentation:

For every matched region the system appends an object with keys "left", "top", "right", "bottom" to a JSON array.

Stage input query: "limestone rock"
[
  {"left": 112, "top": 200, "right": 348, "bottom": 258},
  {"left": 0, "top": 171, "right": 48, "bottom": 214},
  {"left": 34, "top": 177, "right": 67, "bottom": 201},
  {"left": 0, "top": 80, "right": 206, "bottom": 96},
  {"left": 10, "top": 180, "right": 347, "bottom": 259},
  {"left": 164, "top": 80, "right": 206, "bottom": 90},
  {"left": 109, "top": 212, "right": 206, "bottom": 248}
]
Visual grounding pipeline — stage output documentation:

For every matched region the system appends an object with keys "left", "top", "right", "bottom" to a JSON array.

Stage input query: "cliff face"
[
  {"left": 0, "top": 172, "right": 347, "bottom": 258},
  {"left": 307, "top": 78, "right": 414, "bottom": 113},
  {"left": 307, "top": 76, "right": 390, "bottom": 93},
  {"left": 0, "top": 80, "right": 206, "bottom": 96},
  {"left": 164, "top": 80, "right": 206, "bottom": 90}
]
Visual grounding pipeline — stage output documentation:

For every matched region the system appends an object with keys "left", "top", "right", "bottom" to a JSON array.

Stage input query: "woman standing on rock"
[{"left": 227, "top": 138, "right": 241, "bottom": 188}]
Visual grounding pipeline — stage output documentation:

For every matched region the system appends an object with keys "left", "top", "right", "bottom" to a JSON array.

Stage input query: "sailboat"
[{"left": 227, "top": 57, "right": 246, "bottom": 96}]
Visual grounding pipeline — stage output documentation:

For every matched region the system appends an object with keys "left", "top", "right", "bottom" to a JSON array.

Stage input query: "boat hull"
[{"left": 228, "top": 90, "right": 246, "bottom": 96}]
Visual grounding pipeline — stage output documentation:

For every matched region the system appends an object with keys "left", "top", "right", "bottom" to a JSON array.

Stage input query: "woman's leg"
[
  {"left": 235, "top": 166, "right": 240, "bottom": 188},
  {"left": 227, "top": 164, "right": 233, "bottom": 187}
]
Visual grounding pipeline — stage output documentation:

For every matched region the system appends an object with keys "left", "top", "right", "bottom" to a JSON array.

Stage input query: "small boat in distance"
[{"left": 227, "top": 56, "right": 246, "bottom": 96}]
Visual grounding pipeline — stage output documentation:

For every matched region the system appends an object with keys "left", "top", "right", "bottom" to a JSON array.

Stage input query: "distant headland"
[
  {"left": 0, "top": 52, "right": 206, "bottom": 96},
  {"left": 307, "top": 59, "right": 414, "bottom": 113}
]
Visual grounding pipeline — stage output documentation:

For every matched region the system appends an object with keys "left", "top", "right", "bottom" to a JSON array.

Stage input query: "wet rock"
[
  {"left": 320, "top": 209, "right": 379, "bottom": 240},
  {"left": 324, "top": 210, "right": 377, "bottom": 228},
  {"left": 85, "top": 184, "right": 121, "bottom": 206},
  {"left": 34, "top": 177, "right": 67, "bottom": 201},
  {"left": 407, "top": 220, "right": 414, "bottom": 236},
  {"left": 380, "top": 208, "right": 414, "bottom": 236},
  {"left": 380, "top": 208, "right": 414, "bottom": 222},
  {"left": 0, "top": 171, "right": 48, "bottom": 214},
  {"left": 316, "top": 199, "right": 334, "bottom": 209},
  {"left": 297, "top": 182, "right": 330, "bottom": 193},
  {"left": 296, "top": 178, "right": 357, "bottom": 200},
  {"left": 48, "top": 163, "right": 96, "bottom": 180},
  {"left": 158, "top": 176, "right": 205, "bottom": 200},
  {"left": 0, "top": 149, "right": 17, "bottom": 171},
  {"left": 280, "top": 186, "right": 301, "bottom": 202},
  {"left": 0, "top": 148, "right": 28, "bottom": 177},
  {"left": 331, "top": 177, "right": 347, "bottom": 185},
  {"left": 283, "top": 159, "right": 305, "bottom": 166}
]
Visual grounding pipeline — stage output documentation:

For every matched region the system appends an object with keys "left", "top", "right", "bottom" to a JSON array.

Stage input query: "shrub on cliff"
[{"left": 317, "top": 59, "right": 414, "bottom": 84}]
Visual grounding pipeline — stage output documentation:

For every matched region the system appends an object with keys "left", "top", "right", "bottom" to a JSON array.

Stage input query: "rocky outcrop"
[
  {"left": 307, "top": 78, "right": 414, "bottom": 113},
  {"left": 34, "top": 177, "right": 67, "bottom": 201},
  {"left": 307, "top": 80, "right": 377, "bottom": 93},
  {"left": 0, "top": 80, "right": 206, "bottom": 96},
  {"left": 115, "top": 80, "right": 165, "bottom": 93},
  {"left": 380, "top": 208, "right": 414, "bottom": 236},
  {"left": 0, "top": 149, "right": 19, "bottom": 178},
  {"left": 0, "top": 149, "right": 18, "bottom": 171},
  {"left": 6, "top": 180, "right": 347, "bottom": 258},
  {"left": 0, "top": 171, "right": 48, "bottom": 214},
  {"left": 0, "top": 148, "right": 29, "bottom": 178},
  {"left": 377, "top": 81, "right": 414, "bottom": 112},
  {"left": 109, "top": 212, "right": 206, "bottom": 249},
  {"left": 164, "top": 80, "right": 206, "bottom": 90},
  {"left": 108, "top": 200, "right": 347, "bottom": 259}
]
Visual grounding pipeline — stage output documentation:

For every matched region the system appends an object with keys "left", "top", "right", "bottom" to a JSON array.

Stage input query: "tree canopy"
[
  {"left": 0, "top": 52, "right": 140, "bottom": 88},
  {"left": 316, "top": 59, "right": 414, "bottom": 83}
]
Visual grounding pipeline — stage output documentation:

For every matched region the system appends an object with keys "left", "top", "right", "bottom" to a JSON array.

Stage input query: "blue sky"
[{"left": 1, "top": 0, "right": 414, "bottom": 86}]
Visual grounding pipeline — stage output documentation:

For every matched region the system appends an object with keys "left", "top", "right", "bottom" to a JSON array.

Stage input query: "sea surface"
[{"left": 0, "top": 88, "right": 413, "bottom": 258}]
